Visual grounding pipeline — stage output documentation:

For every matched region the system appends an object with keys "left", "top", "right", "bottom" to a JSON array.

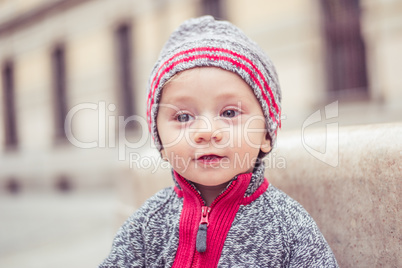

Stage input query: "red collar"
[{"left": 172, "top": 171, "right": 268, "bottom": 267}]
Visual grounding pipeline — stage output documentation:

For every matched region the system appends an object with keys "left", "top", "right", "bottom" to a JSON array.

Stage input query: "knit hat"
[{"left": 146, "top": 16, "right": 281, "bottom": 154}]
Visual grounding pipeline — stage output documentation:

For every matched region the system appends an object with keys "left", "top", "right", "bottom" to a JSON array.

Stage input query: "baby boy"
[{"left": 100, "top": 16, "right": 338, "bottom": 267}]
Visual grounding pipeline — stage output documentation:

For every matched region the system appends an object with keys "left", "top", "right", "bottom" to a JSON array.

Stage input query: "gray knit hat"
[{"left": 146, "top": 16, "right": 281, "bottom": 154}]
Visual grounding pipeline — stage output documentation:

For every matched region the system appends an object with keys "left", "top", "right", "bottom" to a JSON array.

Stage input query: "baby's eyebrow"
[{"left": 161, "top": 90, "right": 249, "bottom": 105}]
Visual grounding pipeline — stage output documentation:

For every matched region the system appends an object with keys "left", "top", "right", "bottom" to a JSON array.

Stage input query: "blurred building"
[{"left": 0, "top": 0, "right": 401, "bottom": 193}]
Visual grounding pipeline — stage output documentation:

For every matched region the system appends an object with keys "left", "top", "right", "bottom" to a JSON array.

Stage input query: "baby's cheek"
[
  {"left": 242, "top": 119, "right": 266, "bottom": 148},
  {"left": 243, "top": 132, "right": 263, "bottom": 149},
  {"left": 167, "top": 150, "right": 193, "bottom": 173},
  {"left": 160, "top": 128, "right": 183, "bottom": 148}
]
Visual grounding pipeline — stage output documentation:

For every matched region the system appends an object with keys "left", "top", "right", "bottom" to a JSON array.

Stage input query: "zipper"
[
  {"left": 195, "top": 180, "right": 238, "bottom": 253},
  {"left": 196, "top": 206, "right": 211, "bottom": 252},
  {"left": 178, "top": 175, "right": 239, "bottom": 254}
]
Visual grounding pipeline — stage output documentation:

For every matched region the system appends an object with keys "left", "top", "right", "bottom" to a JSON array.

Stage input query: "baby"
[{"left": 100, "top": 16, "right": 338, "bottom": 267}]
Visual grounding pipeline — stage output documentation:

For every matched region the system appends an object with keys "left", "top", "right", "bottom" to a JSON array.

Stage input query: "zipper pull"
[{"left": 196, "top": 206, "right": 211, "bottom": 253}]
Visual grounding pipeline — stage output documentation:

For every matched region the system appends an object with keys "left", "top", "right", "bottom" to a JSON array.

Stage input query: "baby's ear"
[{"left": 260, "top": 133, "right": 272, "bottom": 153}]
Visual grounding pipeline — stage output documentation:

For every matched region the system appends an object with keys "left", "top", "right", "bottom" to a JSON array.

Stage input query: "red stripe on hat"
[
  {"left": 147, "top": 50, "right": 280, "bottom": 131},
  {"left": 148, "top": 54, "right": 277, "bottom": 131}
]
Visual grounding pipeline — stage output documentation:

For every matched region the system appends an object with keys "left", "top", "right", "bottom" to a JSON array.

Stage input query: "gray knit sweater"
[{"left": 100, "top": 164, "right": 338, "bottom": 267}]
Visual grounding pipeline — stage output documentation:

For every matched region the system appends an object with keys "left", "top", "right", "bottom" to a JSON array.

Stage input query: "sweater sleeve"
[
  {"left": 99, "top": 187, "right": 178, "bottom": 267},
  {"left": 287, "top": 206, "right": 339, "bottom": 268},
  {"left": 99, "top": 215, "right": 145, "bottom": 268}
]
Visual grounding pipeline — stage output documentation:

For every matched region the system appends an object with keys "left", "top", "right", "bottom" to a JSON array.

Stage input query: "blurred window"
[
  {"left": 115, "top": 23, "right": 135, "bottom": 122},
  {"left": 201, "top": 0, "right": 224, "bottom": 19},
  {"left": 2, "top": 61, "right": 18, "bottom": 150},
  {"left": 52, "top": 45, "right": 68, "bottom": 141},
  {"left": 321, "top": 0, "right": 368, "bottom": 100}
]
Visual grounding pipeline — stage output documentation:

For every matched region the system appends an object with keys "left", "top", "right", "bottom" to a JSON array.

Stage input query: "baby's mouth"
[{"left": 196, "top": 154, "right": 224, "bottom": 165}]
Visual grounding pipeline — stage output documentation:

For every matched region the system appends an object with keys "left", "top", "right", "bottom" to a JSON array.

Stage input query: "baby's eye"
[
  {"left": 176, "top": 113, "right": 194, "bottom": 122},
  {"left": 221, "top": 109, "right": 239, "bottom": 118}
]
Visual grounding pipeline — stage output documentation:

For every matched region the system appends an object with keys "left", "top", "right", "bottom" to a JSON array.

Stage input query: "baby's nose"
[
  {"left": 191, "top": 116, "right": 223, "bottom": 143},
  {"left": 194, "top": 129, "right": 223, "bottom": 143}
]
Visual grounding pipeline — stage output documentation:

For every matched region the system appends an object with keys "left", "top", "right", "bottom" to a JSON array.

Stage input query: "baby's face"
[{"left": 156, "top": 67, "right": 271, "bottom": 187}]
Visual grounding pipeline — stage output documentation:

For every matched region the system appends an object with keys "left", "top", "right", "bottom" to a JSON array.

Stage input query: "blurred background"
[{"left": 0, "top": 0, "right": 401, "bottom": 267}]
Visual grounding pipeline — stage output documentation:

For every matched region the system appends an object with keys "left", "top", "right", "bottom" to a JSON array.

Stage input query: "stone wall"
[{"left": 268, "top": 123, "right": 401, "bottom": 267}]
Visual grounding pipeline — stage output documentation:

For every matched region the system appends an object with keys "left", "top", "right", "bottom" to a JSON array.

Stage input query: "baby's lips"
[{"left": 197, "top": 154, "right": 224, "bottom": 160}]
